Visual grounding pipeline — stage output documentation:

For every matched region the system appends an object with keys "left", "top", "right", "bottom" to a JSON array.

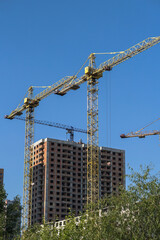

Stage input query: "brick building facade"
[{"left": 30, "top": 138, "right": 125, "bottom": 225}]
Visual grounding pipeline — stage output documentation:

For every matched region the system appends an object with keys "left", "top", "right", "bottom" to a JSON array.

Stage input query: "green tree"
[
  {"left": 0, "top": 184, "right": 7, "bottom": 240},
  {"left": 5, "top": 195, "right": 22, "bottom": 240},
  {"left": 22, "top": 222, "right": 59, "bottom": 240},
  {"left": 99, "top": 165, "right": 160, "bottom": 239},
  {"left": 22, "top": 165, "right": 160, "bottom": 240}
]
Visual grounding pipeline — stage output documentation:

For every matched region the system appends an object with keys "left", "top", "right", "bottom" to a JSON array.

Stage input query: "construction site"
[{"left": 4, "top": 36, "right": 160, "bottom": 232}]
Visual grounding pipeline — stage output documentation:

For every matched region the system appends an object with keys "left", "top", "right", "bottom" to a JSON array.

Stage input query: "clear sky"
[{"left": 0, "top": 0, "right": 160, "bottom": 200}]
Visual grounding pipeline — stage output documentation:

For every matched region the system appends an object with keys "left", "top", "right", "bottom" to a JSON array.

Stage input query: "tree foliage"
[
  {"left": 5, "top": 195, "right": 22, "bottom": 240},
  {"left": 0, "top": 184, "right": 7, "bottom": 240},
  {"left": 22, "top": 165, "right": 160, "bottom": 240},
  {"left": 0, "top": 185, "right": 21, "bottom": 240}
]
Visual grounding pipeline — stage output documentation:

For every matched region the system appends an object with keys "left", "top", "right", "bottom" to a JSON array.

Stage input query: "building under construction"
[{"left": 30, "top": 138, "right": 125, "bottom": 225}]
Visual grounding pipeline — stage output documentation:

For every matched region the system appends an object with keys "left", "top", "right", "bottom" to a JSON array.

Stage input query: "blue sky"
[{"left": 0, "top": 0, "right": 160, "bottom": 200}]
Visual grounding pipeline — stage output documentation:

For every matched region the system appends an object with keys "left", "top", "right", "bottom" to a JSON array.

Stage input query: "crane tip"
[{"left": 120, "top": 134, "right": 126, "bottom": 138}]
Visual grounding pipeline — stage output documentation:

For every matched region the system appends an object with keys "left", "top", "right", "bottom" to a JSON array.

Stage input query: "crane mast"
[
  {"left": 5, "top": 36, "right": 160, "bottom": 230},
  {"left": 23, "top": 87, "right": 35, "bottom": 228},
  {"left": 86, "top": 54, "right": 100, "bottom": 204}
]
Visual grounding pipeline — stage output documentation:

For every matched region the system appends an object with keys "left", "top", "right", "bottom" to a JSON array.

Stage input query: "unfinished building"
[{"left": 30, "top": 138, "right": 125, "bottom": 224}]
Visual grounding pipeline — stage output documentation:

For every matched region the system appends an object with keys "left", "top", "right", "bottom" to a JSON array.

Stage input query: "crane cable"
[
  {"left": 109, "top": 72, "right": 111, "bottom": 147},
  {"left": 106, "top": 72, "right": 112, "bottom": 147},
  {"left": 135, "top": 117, "right": 160, "bottom": 134}
]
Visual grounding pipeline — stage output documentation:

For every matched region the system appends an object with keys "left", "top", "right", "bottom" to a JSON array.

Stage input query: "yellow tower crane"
[{"left": 5, "top": 36, "right": 160, "bottom": 230}]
